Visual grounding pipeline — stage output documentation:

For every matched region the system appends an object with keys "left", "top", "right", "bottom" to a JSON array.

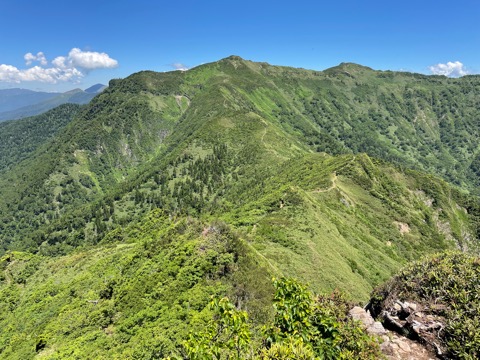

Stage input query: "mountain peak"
[
  {"left": 324, "top": 62, "right": 374, "bottom": 76},
  {"left": 216, "top": 55, "right": 253, "bottom": 66},
  {"left": 85, "top": 83, "right": 107, "bottom": 94},
  {"left": 338, "top": 62, "right": 372, "bottom": 69},
  {"left": 224, "top": 55, "right": 245, "bottom": 61}
]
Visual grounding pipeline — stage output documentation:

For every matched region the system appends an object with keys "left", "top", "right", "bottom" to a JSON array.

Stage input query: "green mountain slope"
[
  {"left": 233, "top": 153, "right": 478, "bottom": 299},
  {"left": 0, "top": 157, "right": 476, "bottom": 357},
  {"left": 0, "top": 212, "right": 271, "bottom": 358},
  {"left": 0, "top": 104, "right": 82, "bottom": 173},
  {"left": 0, "top": 56, "right": 479, "bottom": 357},
  {"left": 1, "top": 55, "right": 478, "bottom": 263}
]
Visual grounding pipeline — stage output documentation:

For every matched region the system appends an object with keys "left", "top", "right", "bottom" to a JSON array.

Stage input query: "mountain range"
[
  {"left": 0, "top": 56, "right": 478, "bottom": 358},
  {"left": 0, "top": 84, "right": 106, "bottom": 122}
]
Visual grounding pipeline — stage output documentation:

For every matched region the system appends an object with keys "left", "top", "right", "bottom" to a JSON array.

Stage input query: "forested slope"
[{"left": 0, "top": 104, "right": 82, "bottom": 173}]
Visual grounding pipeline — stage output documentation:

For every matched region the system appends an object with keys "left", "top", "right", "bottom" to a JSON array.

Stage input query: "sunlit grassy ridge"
[{"left": 220, "top": 153, "right": 474, "bottom": 300}]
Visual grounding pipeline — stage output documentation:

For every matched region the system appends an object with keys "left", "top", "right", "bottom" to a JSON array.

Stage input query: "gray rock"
[
  {"left": 349, "top": 306, "right": 374, "bottom": 328},
  {"left": 395, "top": 339, "right": 411, "bottom": 353},
  {"left": 349, "top": 306, "right": 387, "bottom": 335},
  {"left": 367, "top": 321, "right": 387, "bottom": 335}
]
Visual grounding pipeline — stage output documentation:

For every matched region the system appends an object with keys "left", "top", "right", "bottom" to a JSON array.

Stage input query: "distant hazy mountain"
[
  {"left": 0, "top": 84, "right": 105, "bottom": 122},
  {"left": 84, "top": 83, "right": 107, "bottom": 94}
]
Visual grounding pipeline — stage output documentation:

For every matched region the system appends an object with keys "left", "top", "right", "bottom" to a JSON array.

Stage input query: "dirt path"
[
  {"left": 313, "top": 156, "right": 356, "bottom": 194},
  {"left": 261, "top": 124, "right": 267, "bottom": 145},
  {"left": 314, "top": 171, "right": 338, "bottom": 193},
  {"left": 259, "top": 119, "right": 284, "bottom": 158},
  {"left": 3, "top": 260, "right": 15, "bottom": 285}
]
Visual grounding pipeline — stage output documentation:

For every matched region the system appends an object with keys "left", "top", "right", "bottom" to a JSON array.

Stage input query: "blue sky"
[{"left": 0, "top": 0, "right": 478, "bottom": 91}]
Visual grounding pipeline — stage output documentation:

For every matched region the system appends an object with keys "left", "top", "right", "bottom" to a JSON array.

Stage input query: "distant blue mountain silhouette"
[{"left": 0, "top": 84, "right": 106, "bottom": 122}]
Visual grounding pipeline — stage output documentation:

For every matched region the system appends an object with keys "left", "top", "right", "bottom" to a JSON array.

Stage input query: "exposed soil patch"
[{"left": 393, "top": 221, "right": 410, "bottom": 234}]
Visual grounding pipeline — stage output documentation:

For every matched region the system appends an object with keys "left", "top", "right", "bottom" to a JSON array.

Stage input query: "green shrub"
[{"left": 182, "top": 278, "right": 382, "bottom": 359}]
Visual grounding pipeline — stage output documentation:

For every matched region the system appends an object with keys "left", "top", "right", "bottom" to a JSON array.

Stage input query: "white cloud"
[
  {"left": 171, "top": 63, "right": 189, "bottom": 71},
  {"left": 68, "top": 48, "right": 118, "bottom": 69},
  {"left": 24, "top": 53, "right": 36, "bottom": 66},
  {"left": 0, "top": 64, "right": 83, "bottom": 84},
  {"left": 24, "top": 52, "right": 48, "bottom": 66},
  {"left": 52, "top": 56, "right": 67, "bottom": 69},
  {"left": 429, "top": 61, "right": 469, "bottom": 77},
  {"left": 0, "top": 48, "right": 118, "bottom": 84}
]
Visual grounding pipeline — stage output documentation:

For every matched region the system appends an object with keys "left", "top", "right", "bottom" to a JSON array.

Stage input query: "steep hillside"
[
  {"left": 0, "top": 104, "right": 82, "bottom": 173},
  {"left": 221, "top": 153, "right": 475, "bottom": 300},
  {"left": 0, "top": 212, "right": 272, "bottom": 359},
  {"left": 0, "top": 55, "right": 478, "bottom": 265},
  {"left": 0, "top": 57, "right": 476, "bottom": 246},
  {"left": 214, "top": 58, "right": 480, "bottom": 190}
]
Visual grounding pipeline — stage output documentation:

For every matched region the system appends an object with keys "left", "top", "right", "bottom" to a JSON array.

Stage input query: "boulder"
[{"left": 349, "top": 306, "right": 386, "bottom": 335}]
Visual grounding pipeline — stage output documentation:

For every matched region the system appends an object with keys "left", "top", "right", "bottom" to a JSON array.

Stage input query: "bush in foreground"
[{"left": 178, "top": 277, "right": 382, "bottom": 359}]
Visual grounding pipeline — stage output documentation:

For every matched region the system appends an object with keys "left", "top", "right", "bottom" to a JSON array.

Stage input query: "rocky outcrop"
[
  {"left": 349, "top": 305, "right": 439, "bottom": 359},
  {"left": 380, "top": 332, "right": 437, "bottom": 360},
  {"left": 369, "top": 298, "right": 446, "bottom": 358}
]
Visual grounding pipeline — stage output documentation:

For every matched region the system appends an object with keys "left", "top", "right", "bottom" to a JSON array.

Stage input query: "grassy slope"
[
  {"left": 0, "top": 56, "right": 477, "bottom": 280},
  {"left": 0, "top": 154, "right": 473, "bottom": 357},
  {"left": 221, "top": 153, "right": 473, "bottom": 300},
  {"left": 2, "top": 56, "right": 479, "bottom": 252},
  {"left": 219, "top": 58, "right": 480, "bottom": 190}
]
